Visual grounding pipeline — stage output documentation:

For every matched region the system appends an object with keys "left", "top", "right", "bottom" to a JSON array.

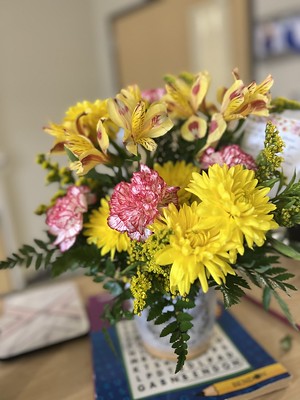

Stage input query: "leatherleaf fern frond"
[
  {"left": 0, "top": 239, "right": 57, "bottom": 271},
  {"left": 145, "top": 284, "right": 199, "bottom": 373},
  {"left": 233, "top": 243, "right": 298, "bottom": 328}
]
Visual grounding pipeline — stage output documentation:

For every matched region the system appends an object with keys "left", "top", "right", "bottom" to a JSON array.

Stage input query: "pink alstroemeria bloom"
[
  {"left": 200, "top": 145, "right": 257, "bottom": 170},
  {"left": 108, "top": 164, "right": 179, "bottom": 241},
  {"left": 46, "top": 185, "right": 92, "bottom": 252},
  {"left": 142, "top": 88, "right": 166, "bottom": 103}
]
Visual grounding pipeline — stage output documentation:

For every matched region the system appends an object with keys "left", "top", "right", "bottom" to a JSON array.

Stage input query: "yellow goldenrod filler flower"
[
  {"left": 128, "top": 230, "right": 171, "bottom": 279},
  {"left": 84, "top": 197, "right": 130, "bottom": 259},
  {"left": 164, "top": 71, "right": 209, "bottom": 141},
  {"left": 107, "top": 85, "right": 173, "bottom": 156},
  {"left": 186, "top": 164, "right": 279, "bottom": 255},
  {"left": 154, "top": 161, "right": 198, "bottom": 204},
  {"left": 152, "top": 202, "right": 236, "bottom": 295},
  {"left": 256, "top": 121, "right": 285, "bottom": 183},
  {"left": 130, "top": 270, "right": 152, "bottom": 314}
]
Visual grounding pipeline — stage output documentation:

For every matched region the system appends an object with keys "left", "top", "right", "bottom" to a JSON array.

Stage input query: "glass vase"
[{"left": 134, "top": 289, "right": 217, "bottom": 360}]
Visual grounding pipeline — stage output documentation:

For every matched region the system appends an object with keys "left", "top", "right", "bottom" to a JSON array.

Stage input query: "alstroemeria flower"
[
  {"left": 198, "top": 73, "right": 274, "bottom": 156},
  {"left": 65, "top": 130, "right": 112, "bottom": 175},
  {"left": 164, "top": 71, "right": 209, "bottom": 140},
  {"left": 44, "top": 99, "right": 119, "bottom": 153},
  {"left": 108, "top": 164, "right": 179, "bottom": 241},
  {"left": 221, "top": 73, "right": 273, "bottom": 121},
  {"left": 46, "top": 186, "right": 91, "bottom": 252},
  {"left": 200, "top": 145, "right": 257, "bottom": 170},
  {"left": 107, "top": 87, "right": 173, "bottom": 156}
]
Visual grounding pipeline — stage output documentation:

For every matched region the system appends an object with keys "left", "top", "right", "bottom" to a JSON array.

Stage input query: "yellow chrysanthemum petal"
[
  {"left": 153, "top": 202, "right": 236, "bottom": 295},
  {"left": 187, "top": 164, "right": 278, "bottom": 253},
  {"left": 84, "top": 197, "right": 130, "bottom": 259},
  {"left": 154, "top": 160, "right": 198, "bottom": 204}
]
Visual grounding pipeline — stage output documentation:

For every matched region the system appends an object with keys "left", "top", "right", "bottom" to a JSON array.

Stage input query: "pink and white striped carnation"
[
  {"left": 108, "top": 164, "right": 179, "bottom": 241},
  {"left": 46, "top": 185, "right": 92, "bottom": 252},
  {"left": 200, "top": 144, "right": 257, "bottom": 170}
]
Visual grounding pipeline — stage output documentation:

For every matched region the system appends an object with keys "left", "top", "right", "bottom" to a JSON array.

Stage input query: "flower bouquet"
[{"left": 2, "top": 69, "right": 300, "bottom": 372}]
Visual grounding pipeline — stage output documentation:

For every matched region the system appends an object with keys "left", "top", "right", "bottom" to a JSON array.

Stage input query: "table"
[{"left": 0, "top": 272, "right": 299, "bottom": 400}]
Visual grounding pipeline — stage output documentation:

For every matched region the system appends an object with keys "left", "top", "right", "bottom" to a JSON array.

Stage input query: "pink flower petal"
[{"left": 108, "top": 164, "right": 179, "bottom": 241}]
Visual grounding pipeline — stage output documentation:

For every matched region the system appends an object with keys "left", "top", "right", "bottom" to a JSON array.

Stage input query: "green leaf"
[
  {"left": 26, "top": 256, "right": 33, "bottom": 268},
  {"left": 270, "top": 237, "right": 300, "bottom": 260},
  {"left": 103, "top": 281, "right": 123, "bottom": 296},
  {"left": 104, "top": 259, "right": 116, "bottom": 278},
  {"left": 170, "top": 331, "right": 181, "bottom": 343},
  {"left": 272, "top": 291, "right": 298, "bottom": 330},
  {"left": 176, "top": 312, "right": 193, "bottom": 322},
  {"left": 262, "top": 287, "right": 271, "bottom": 310},
  {"left": 179, "top": 320, "right": 193, "bottom": 332},
  {"left": 154, "top": 311, "right": 173, "bottom": 325},
  {"left": 35, "top": 253, "right": 43, "bottom": 270},
  {"left": 93, "top": 275, "right": 106, "bottom": 283},
  {"left": 34, "top": 239, "right": 49, "bottom": 250},
  {"left": 64, "top": 145, "right": 78, "bottom": 162},
  {"left": 280, "top": 334, "right": 293, "bottom": 352},
  {"left": 175, "top": 356, "right": 186, "bottom": 374},
  {"left": 160, "top": 321, "right": 178, "bottom": 337},
  {"left": 102, "top": 327, "right": 118, "bottom": 357},
  {"left": 174, "top": 298, "right": 195, "bottom": 310},
  {"left": 147, "top": 302, "right": 166, "bottom": 321}
]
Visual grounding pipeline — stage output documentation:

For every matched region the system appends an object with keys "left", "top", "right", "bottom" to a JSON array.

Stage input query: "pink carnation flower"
[
  {"left": 46, "top": 185, "right": 91, "bottom": 252},
  {"left": 141, "top": 88, "right": 166, "bottom": 103},
  {"left": 200, "top": 145, "right": 257, "bottom": 170},
  {"left": 108, "top": 164, "right": 179, "bottom": 241}
]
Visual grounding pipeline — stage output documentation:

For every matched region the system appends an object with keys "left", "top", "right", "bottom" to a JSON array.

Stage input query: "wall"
[
  {"left": 253, "top": 0, "right": 300, "bottom": 98},
  {"left": 113, "top": 0, "right": 252, "bottom": 94},
  {"left": 0, "top": 0, "right": 253, "bottom": 285},
  {"left": 0, "top": 0, "right": 145, "bottom": 284}
]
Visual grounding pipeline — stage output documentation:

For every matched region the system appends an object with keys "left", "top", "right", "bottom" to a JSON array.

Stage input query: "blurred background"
[{"left": 1, "top": 0, "right": 300, "bottom": 291}]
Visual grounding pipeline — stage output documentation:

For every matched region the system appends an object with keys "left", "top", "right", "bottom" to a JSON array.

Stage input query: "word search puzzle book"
[{"left": 87, "top": 296, "right": 291, "bottom": 400}]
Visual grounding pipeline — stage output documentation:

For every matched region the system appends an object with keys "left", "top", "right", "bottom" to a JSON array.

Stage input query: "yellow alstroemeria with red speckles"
[
  {"left": 197, "top": 72, "right": 273, "bottom": 157},
  {"left": 44, "top": 99, "right": 119, "bottom": 154},
  {"left": 221, "top": 71, "right": 273, "bottom": 121},
  {"left": 65, "top": 129, "right": 112, "bottom": 175},
  {"left": 107, "top": 85, "right": 173, "bottom": 156},
  {"left": 44, "top": 123, "right": 69, "bottom": 153},
  {"left": 164, "top": 71, "right": 210, "bottom": 118},
  {"left": 163, "top": 71, "right": 210, "bottom": 141}
]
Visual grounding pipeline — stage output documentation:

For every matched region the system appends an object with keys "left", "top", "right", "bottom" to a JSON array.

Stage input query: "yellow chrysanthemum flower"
[
  {"left": 154, "top": 160, "right": 198, "bottom": 204},
  {"left": 152, "top": 202, "right": 236, "bottom": 295},
  {"left": 186, "top": 164, "right": 278, "bottom": 255},
  {"left": 84, "top": 197, "right": 130, "bottom": 259}
]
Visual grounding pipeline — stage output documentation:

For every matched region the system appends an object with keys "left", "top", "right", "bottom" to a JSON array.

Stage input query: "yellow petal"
[
  {"left": 107, "top": 98, "right": 131, "bottom": 130},
  {"left": 190, "top": 72, "right": 210, "bottom": 112},
  {"left": 181, "top": 116, "right": 207, "bottom": 141},
  {"left": 131, "top": 101, "right": 146, "bottom": 135},
  {"left": 125, "top": 140, "right": 138, "bottom": 156},
  {"left": 96, "top": 119, "right": 109, "bottom": 154}
]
